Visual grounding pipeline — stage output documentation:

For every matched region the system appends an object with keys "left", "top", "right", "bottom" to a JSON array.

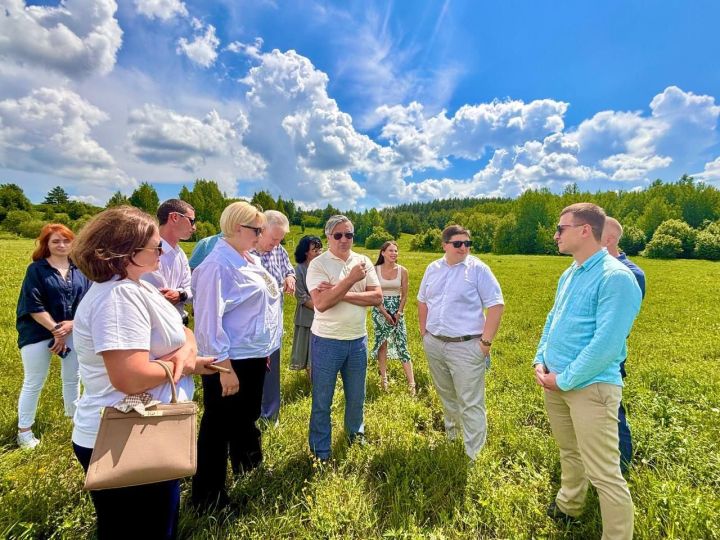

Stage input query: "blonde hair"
[{"left": 220, "top": 201, "right": 266, "bottom": 237}]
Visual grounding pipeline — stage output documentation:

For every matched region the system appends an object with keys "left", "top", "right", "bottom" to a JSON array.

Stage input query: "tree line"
[{"left": 2, "top": 174, "right": 720, "bottom": 259}]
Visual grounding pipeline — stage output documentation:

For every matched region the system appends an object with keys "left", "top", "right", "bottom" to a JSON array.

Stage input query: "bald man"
[{"left": 601, "top": 217, "right": 646, "bottom": 474}]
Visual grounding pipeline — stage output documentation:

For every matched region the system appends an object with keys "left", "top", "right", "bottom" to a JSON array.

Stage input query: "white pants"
[
  {"left": 422, "top": 334, "right": 487, "bottom": 459},
  {"left": 18, "top": 337, "right": 79, "bottom": 429}
]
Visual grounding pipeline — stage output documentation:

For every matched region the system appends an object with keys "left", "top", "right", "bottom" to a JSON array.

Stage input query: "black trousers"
[
  {"left": 191, "top": 357, "right": 267, "bottom": 506},
  {"left": 73, "top": 443, "right": 179, "bottom": 539}
]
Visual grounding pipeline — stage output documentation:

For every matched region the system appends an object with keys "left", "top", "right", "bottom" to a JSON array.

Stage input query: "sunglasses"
[
  {"left": 556, "top": 224, "right": 586, "bottom": 235},
  {"left": 174, "top": 212, "right": 196, "bottom": 226},
  {"left": 447, "top": 240, "right": 472, "bottom": 248},
  {"left": 241, "top": 224, "right": 264, "bottom": 237},
  {"left": 135, "top": 241, "right": 164, "bottom": 256},
  {"left": 332, "top": 232, "right": 354, "bottom": 240}
]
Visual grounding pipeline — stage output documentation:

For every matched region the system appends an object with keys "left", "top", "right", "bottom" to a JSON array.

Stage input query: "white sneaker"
[{"left": 17, "top": 430, "right": 40, "bottom": 449}]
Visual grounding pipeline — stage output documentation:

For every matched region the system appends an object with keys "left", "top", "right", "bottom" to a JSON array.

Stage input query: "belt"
[{"left": 429, "top": 333, "right": 482, "bottom": 343}]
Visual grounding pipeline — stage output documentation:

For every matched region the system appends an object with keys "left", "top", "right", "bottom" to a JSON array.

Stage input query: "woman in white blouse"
[
  {"left": 71, "top": 206, "right": 214, "bottom": 539},
  {"left": 191, "top": 201, "right": 282, "bottom": 509}
]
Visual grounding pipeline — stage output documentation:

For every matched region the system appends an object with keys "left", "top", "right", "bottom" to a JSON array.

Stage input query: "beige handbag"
[{"left": 83, "top": 362, "right": 197, "bottom": 490}]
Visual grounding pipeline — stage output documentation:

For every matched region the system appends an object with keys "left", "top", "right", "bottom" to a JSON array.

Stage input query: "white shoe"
[{"left": 17, "top": 430, "right": 40, "bottom": 449}]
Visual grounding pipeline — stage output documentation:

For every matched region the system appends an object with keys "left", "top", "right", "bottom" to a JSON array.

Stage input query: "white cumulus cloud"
[
  {"left": 176, "top": 22, "right": 219, "bottom": 67},
  {"left": 0, "top": 87, "right": 132, "bottom": 189},
  {"left": 0, "top": 0, "right": 122, "bottom": 79},
  {"left": 135, "top": 0, "right": 188, "bottom": 21}
]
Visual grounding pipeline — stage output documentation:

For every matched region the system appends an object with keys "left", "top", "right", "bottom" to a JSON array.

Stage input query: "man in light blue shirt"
[
  {"left": 188, "top": 232, "right": 223, "bottom": 270},
  {"left": 534, "top": 203, "right": 641, "bottom": 540}
]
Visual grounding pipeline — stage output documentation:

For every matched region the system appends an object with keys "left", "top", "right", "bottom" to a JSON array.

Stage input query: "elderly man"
[
  {"left": 306, "top": 215, "right": 382, "bottom": 460},
  {"left": 251, "top": 210, "right": 296, "bottom": 423},
  {"left": 602, "top": 216, "right": 646, "bottom": 474},
  {"left": 141, "top": 199, "right": 195, "bottom": 323},
  {"left": 417, "top": 225, "right": 504, "bottom": 460},
  {"left": 534, "top": 203, "right": 642, "bottom": 540}
]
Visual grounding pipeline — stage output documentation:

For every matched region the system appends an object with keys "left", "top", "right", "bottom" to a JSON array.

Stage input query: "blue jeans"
[{"left": 309, "top": 334, "right": 367, "bottom": 459}]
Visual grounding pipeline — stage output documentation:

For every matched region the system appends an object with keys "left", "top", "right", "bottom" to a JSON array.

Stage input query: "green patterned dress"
[{"left": 371, "top": 265, "right": 411, "bottom": 363}]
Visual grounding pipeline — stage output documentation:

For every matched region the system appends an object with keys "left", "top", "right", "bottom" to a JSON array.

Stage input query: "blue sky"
[{"left": 1, "top": 0, "right": 720, "bottom": 208}]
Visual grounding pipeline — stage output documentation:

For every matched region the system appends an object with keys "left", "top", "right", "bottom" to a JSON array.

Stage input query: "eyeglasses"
[
  {"left": 556, "top": 224, "right": 586, "bottom": 235},
  {"left": 332, "top": 232, "right": 354, "bottom": 240},
  {"left": 447, "top": 240, "right": 472, "bottom": 248},
  {"left": 173, "top": 212, "right": 196, "bottom": 226},
  {"left": 135, "top": 241, "right": 164, "bottom": 256},
  {"left": 241, "top": 224, "right": 264, "bottom": 237}
]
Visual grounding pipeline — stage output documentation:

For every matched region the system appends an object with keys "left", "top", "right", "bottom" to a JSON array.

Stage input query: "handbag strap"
[{"left": 156, "top": 361, "right": 178, "bottom": 404}]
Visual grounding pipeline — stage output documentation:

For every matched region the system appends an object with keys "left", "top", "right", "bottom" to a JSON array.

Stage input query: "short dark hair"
[
  {"left": 560, "top": 203, "right": 606, "bottom": 241},
  {"left": 157, "top": 199, "right": 193, "bottom": 225},
  {"left": 72, "top": 206, "right": 158, "bottom": 282},
  {"left": 442, "top": 225, "right": 471, "bottom": 244},
  {"left": 295, "top": 235, "right": 322, "bottom": 264}
]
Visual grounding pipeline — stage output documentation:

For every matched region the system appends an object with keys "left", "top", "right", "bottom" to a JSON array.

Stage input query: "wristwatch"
[
  {"left": 479, "top": 334, "right": 492, "bottom": 347},
  {"left": 178, "top": 290, "right": 188, "bottom": 302}
]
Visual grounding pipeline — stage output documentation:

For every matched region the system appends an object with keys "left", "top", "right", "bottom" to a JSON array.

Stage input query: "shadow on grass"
[{"left": 365, "top": 441, "right": 468, "bottom": 531}]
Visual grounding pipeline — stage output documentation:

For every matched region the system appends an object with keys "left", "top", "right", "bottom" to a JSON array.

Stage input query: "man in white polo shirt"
[
  {"left": 418, "top": 224, "right": 504, "bottom": 459},
  {"left": 306, "top": 215, "right": 382, "bottom": 460},
  {"left": 141, "top": 199, "right": 195, "bottom": 324}
]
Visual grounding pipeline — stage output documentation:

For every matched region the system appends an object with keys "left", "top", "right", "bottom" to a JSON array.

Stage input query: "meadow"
[{"left": 0, "top": 232, "right": 718, "bottom": 539}]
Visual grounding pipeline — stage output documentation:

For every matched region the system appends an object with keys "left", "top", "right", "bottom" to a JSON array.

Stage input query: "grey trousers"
[{"left": 422, "top": 334, "right": 487, "bottom": 459}]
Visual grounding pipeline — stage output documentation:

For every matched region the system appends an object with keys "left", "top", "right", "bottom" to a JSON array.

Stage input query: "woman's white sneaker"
[{"left": 17, "top": 430, "right": 40, "bottom": 449}]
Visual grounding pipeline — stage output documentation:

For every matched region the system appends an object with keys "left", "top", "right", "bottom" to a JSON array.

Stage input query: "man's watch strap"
[
  {"left": 480, "top": 334, "right": 492, "bottom": 347},
  {"left": 178, "top": 290, "right": 188, "bottom": 302}
]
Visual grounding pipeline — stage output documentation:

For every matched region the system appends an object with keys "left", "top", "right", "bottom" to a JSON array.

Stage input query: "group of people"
[{"left": 15, "top": 199, "right": 644, "bottom": 539}]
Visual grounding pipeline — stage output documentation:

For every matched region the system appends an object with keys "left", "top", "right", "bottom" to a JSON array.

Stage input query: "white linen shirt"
[
  {"left": 141, "top": 235, "right": 192, "bottom": 315},
  {"left": 417, "top": 255, "right": 504, "bottom": 337},
  {"left": 306, "top": 249, "right": 380, "bottom": 340},
  {"left": 192, "top": 239, "right": 282, "bottom": 360},
  {"left": 72, "top": 278, "right": 194, "bottom": 449}
]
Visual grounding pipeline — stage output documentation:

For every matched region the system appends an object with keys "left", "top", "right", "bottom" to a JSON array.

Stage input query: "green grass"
[{"left": 0, "top": 233, "right": 718, "bottom": 539}]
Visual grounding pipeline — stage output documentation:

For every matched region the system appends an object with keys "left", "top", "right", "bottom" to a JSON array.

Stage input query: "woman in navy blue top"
[{"left": 15, "top": 223, "right": 91, "bottom": 449}]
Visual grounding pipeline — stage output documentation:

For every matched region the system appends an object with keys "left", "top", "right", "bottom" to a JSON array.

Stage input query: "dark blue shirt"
[
  {"left": 16, "top": 259, "right": 91, "bottom": 349},
  {"left": 617, "top": 252, "right": 646, "bottom": 299}
]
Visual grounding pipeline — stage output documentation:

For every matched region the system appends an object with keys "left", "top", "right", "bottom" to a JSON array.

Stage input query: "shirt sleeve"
[
  {"left": 188, "top": 238, "right": 209, "bottom": 270},
  {"left": 17, "top": 264, "right": 47, "bottom": 317},
  {"left": 91, "top": 285, "right": 153, "bottom": 354},
  {"left": 417, "top": 264, "right": 431, "bottom": 303},
  {"left": 294, "top": 264, "right": 310, "bottom": 304},
  {"left": 305, "top": 258, "right": 326, "bottom": 292},
  {"left": 281, "top": 247, "right": 295, "bottom": 278},
  {"left": 533, "top": 269, "right": 568, "bottom": 366},
  {"left": 178, "top": 249, "right": 193, "bottom": 302},
  {"left": 191, "top": 262, "right": 232, "bottom": 361},
  {"left": 475, "top": 263, "right": 504, "bottom": 308},
  {"left": 364, "top": 256, "right": 380, "bottom": 287},
  {"left": 555, "top": 270, "right": 642, "bottom": 390}
]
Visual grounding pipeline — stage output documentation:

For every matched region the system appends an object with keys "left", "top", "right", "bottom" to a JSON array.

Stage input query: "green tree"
[
  {"left": 0, "top": 183, "right": 32, "bottom": 215},
  {"left": 493, "top": 214, "right": 518, "bottom": 254},
  {"left": 106, "top": 191, "right": 130, "bottom": 207},
  {"left": 129, "top": 182, "right": 159, "bottom": 214},
  {"left": 181, "top": 180, "right": 226, "bottom": 226},
  {"left": 694, "top": 229, "right": 720, "bottom": 260},
  {"left": 251, "top": 190, "right": 276, "bottom": 212},
  {"left": 637, "top": 197, "right": 677, "bottom": 238},
  {"left": 514, "top": 190, "right": 554, "bottom": 254},
  {"left": 43, "top": 186, "right": 70, "bottom": 205},
  {"left": 619, "top": 226, "right": 646, "bottom": 256},
  {"left": 2, "top": 210, "right": 33, "bottom": 233},
  {"left": 653, "top": 219, "right": 696, "bottom": 258},
  {"left": 364, "top": 226, "right": 393, "bottom": 249},
  {"left": 643, "top": 233, "right": 682, "bottom": 259},
  {"left": 410, "top": 228, "right": 443, "bottom": 252}
]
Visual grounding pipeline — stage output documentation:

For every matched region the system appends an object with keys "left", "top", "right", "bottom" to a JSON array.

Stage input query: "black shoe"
[{"left": 546, "top": 502, "right": 579, "bottom": 524}]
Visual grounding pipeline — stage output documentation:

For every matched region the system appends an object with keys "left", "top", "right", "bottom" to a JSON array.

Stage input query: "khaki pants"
[
  {"left": 544, "top": 383, "right": 634, "bottom": 540},
  {"left": 422, "top": 334, "right": 486, "bottom": 459}
]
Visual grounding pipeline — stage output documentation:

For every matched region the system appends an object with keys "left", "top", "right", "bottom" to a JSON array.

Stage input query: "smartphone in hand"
[{"left": 48, "top": 339, "right": 71, "bottom": 359}]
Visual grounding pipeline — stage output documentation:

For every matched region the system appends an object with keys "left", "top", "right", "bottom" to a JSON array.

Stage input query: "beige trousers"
[
  {"left": 544, "top": 383, "right": 634, "bottom": 540},
  {"left": 422, "top": 334, "right": 486, "bottom": 459}
]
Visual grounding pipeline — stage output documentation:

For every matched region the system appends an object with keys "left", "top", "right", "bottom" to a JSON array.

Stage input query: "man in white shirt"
[
  {"left": 250, "top": 210, "right": 296, "bottom": 424},
  {"left": 306, "top": 215, "right": 382, "bottom": 460},
  {"left": 141, "top": 199, "right": 195, "bottom": 324},
  {"left": 418, "top": 224, "right": 504, "bottom": 459}
]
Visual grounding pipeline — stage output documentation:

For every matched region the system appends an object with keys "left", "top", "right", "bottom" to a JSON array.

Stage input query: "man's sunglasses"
[
  {"left": 332, "top": 232, "right": 354, "bottom": 240},
  {"left": 555, "top": 224, "right": 586, "bottom": 235},
  {"left": 173, "top": 212, "right": 196, "bottom": 226},
  {"left": 447, "top": 240, "right": 472, "bottom": 248},
  {"left": 241, "top": 224, "right": 264, "bottom": 237}
]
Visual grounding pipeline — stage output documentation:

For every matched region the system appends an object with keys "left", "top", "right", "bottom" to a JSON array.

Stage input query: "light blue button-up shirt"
[{"left": 533, "top": 248, "right": 642, "bottom": 391}]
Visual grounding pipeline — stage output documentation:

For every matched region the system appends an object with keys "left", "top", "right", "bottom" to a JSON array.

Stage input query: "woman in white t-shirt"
[
  {"left": 191, "top": 201, "right": 282, "bottom": 510},
  {"left": 71, "top": 206, "right": 214, "bottom": 540}
]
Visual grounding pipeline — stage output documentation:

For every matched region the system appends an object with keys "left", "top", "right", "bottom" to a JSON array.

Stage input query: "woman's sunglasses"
[
  {"left": 134, "top": 241, "right": 164, "bottom": 255},
  {"left": 241, "top": 225, "right": 264, "bottom": 237}
]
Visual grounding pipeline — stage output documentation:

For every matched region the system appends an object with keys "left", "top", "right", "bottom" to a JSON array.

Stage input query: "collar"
[
  {"left": 441, "top": 255, "right": 469, "bottom": 267},
  {"left": 327, "top": 249, "right": 355, "bottom": 262},
  {"left": 160, "top": 235, "right": 180, "bottom": 253},
  {"left": 39, "top": 258, "right": 77, "bottom": 270},
  {"left": 573, "top": 248, "right": 607, "bottom": 272}
]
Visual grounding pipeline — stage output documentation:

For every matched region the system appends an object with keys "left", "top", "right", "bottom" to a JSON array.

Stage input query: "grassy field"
[{"left": 0, "top": 232, "right": 718, "bottom": 539}]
